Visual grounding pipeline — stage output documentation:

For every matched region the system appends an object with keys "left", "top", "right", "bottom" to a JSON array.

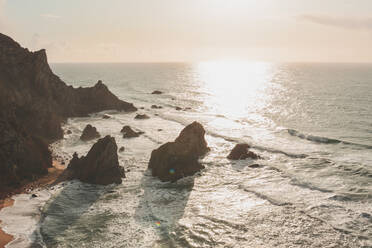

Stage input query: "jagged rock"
[
  {"left": 151, "top": 90, "right": 163, "bottom": 95},
  {"left": 102, "top": 114, "right": 111, "bottom": 119},
  {"left": 0, "top": 33, "right": 136, "bottom": 190},
  {"left": 135, "top": 114, "right": 150, "bottom": 120},
  {"left": 151, "top": 105, "right": 163, "bottom": 109},
  {"left": 227, "top": 144, "right": 261, "bottom": 160},
  {"left": 80, "top": 124, "right": 100, "bottom": 141},
  {"left": 66, "top": 136, "right": 125, "bottom": 185},
  {"left": 148, "top": 121, "right": 210, "bottom": 182},
  {"left": 119, "top": 147, "right": 125, "bottom": 152},
  {"left": 121, "top": 125, "right": 140, "bottom": 138}
]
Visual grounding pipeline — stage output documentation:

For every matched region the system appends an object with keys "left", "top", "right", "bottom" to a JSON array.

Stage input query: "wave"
[{"left": 287, "top": 129, "right": 372, "bottom": 149}]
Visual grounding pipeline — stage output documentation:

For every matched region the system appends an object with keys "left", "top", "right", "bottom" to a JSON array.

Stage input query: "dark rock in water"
[
  {"left": 158, "top": 129, "right": 163, "bottom": 132},
  {"left": 121, "top": 125, "right": 140, "bottom": 138},
  {"left": 66, "top": 136, "right": 125, "bottom": 185},
  {"left": 66, "top": 130, "right": 72, "bottom": 134},
  {"left": 148, "top": 121, "right": 210, "bottom": 182},
  {"left": 151, "top": 90, "right": 163, "bottom": 95},
  {"left": 140, "top": 107, "right": 145, "bottom": 110},
  {"left": 135, "top": 114, "right": 150, "bottom": 120},
  {"left": 61, "top": 161, "right": 65, "bottom": 165},
  {"left": 175, "top": 107, "right": 182, "bottom": 111},
  {"left": 227, "top": 144, "right": 261, "bottom": 160},
  {"left": 119, "top": 146, "right": 125, "bottom": 152},
  {"left": 184, "top": 107, "right": 192, "bottom": 111},
  {"left": 31, "top": 194, "right": 38, "bottom": 198},
  {"left": 80, "top": 124, "right": 100, "bottom": 141},
  {"left": 0, "top": 33, "right": 136, "bottom": 190},
  {"left": 102, "top": 114, "right": 111, "bottom": 119},
  {"left": 248, "top": 164, "right": 262, "bottom": 168},
  {"left": 151, "top": 105, "right": 163, "bottom": 109}
]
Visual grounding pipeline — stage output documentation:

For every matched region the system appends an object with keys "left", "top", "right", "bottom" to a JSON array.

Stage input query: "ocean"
[{"left": 0, "top": 61, "right": 371, "bottom": 247}]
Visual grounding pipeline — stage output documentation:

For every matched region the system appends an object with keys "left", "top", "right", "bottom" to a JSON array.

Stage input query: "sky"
[{"left": 1, "top": 0, "right": 372, "bottom": 63}]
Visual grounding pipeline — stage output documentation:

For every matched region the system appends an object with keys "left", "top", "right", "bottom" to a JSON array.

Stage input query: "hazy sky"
[{"left": 1, "top": 0, "right": 372, "bottom": 62}]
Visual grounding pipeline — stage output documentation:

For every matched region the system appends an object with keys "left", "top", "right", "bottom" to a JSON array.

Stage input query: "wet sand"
[
  {"left": 0, "top": 198, "right": 14, "bottom": 248},
  {"left": 0, "top": 161, "right": 65, "bottom": 248}
]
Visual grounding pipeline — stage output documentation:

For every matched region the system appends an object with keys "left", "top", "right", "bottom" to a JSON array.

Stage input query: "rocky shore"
[{"left": 0, "top": 33, "right": 136, "bottom": 193}]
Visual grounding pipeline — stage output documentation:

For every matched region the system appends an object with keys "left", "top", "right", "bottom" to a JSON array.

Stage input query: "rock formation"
[
  {"left": 227, "top": 144, "right": 261, "bottom": 160},
  {"left": 0, "top": 33, "right": 136, "bottom": 190},
  {"left": 151, "top": 90, "right": 163, "bottom": 94},
  {"left": 65, "top": 136, "right": 125, "bottom": 185},
  {"left": 151, "top": 105, "right": 163, "bottom": 109},
  {"left": 148, "top": 121, "right": 210, "bottom": 182},
  {"left": 80, "top": 124, "right": 100, "bottom": 141},
  {"left": 121, "top": 125, "right": 142, "bottom": 138},
  {"left": 135, "top": 114, "right": 150, "bottom": 120}
]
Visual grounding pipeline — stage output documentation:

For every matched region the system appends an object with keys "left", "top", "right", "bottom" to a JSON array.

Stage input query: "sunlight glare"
[{"left": 197, "top": 60, "right": 274, "bottom": 118}]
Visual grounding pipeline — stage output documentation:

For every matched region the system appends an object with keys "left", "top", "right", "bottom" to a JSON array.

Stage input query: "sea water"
[{"left": 1, "top": 62, "right": 371, "bottom": 247}]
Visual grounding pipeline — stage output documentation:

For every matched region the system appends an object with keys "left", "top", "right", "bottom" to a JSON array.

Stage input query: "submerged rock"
[
  {"left": 66, "top": 136, "right": 125, "bottom": 185},
  {"left": 175, "top": 107, "right": 182, "bottom": 111},
  {"left": 135, "top": 114, "right": 150, "bottom": 120},
  {"left": 227, "top": 143, "right": 261, "bottom": 160},
  {"left": 80, "top": 124, "right": 100, "bottom": 141},
  {"left": 119, "top": 146, "right": 125, "bottom": 152},
  {"left": 121, "top": 125, "right": 141, "bottom": 138},
  {"left": 151, "top": 105, "right": 163, "bottom": 109},
  {"left": 151, "top": 90, "right": 163, "bottom": 95},
  {"left": 148, "top": 121, "right": 210, "bottom": 182},
  {"left": 102, "top": 114, "right": 111, "bottom": 119}
]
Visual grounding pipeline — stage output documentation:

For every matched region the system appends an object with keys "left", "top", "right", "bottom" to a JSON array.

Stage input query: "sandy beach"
[{"left": 0, "top": 161, "right": 65, "bottom": 248}]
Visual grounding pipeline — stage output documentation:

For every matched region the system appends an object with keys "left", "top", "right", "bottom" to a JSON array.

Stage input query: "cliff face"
[{"left": 0, "top": 33, "right": 136, "bottom": 190}]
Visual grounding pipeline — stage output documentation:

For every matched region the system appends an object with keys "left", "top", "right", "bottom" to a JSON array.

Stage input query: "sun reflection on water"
[{"left": 196, "top": 60, "right": 275, "bottom": 119}]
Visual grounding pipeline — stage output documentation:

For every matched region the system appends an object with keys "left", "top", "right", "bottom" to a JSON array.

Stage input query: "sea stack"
[
  {"left": 80, "top": 124, "right": 100, "bottom": 141},
  {"left": 66, "top": 136, "right": 125, "bottom": 185},
  {"left": 148, "top": 121, "right": 210, "bottom": 182},
  {"left": 227, "top": 143, "right": 261, "bottom": 160}
]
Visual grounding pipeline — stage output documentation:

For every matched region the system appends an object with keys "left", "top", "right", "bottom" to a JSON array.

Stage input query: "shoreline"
[{"left": 0, "top": 160, "right": 65, "bottom": 248}]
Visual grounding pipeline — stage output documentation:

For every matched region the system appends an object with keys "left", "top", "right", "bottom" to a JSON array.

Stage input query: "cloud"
[
  {"left": 40, "top": 13, "right": 61, "bottom": 19},
  {"left": 298, "top": 14, "right": 372, "bottom": 30}
]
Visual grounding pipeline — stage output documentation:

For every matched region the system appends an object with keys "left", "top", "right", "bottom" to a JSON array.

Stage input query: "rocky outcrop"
[
  {"left": 151, "top": 90, "right": 163, "bottom": 95},
  {"left": 135, "top": 114, "right": 150, "bottom": 120},
  {"left": 227, "top": 144, "right": 261, "bottom": 160},
  {"left": 148, "top": 121, "right": 210, "bottom": 182},
  {"left": 80, "top": 124, "right": 100, "bottom": 141},
  {"left": 151, "top": 105, "right": 163, "bottom": 109},
  {"left": 65, "top": 136, "right": 125, "bottom": 185},
  {"left": 0, "top": 33, "right": 136, "bottom": 191},
  {"left": 121, "top": 125, "right": 142, "bottom": 138}
]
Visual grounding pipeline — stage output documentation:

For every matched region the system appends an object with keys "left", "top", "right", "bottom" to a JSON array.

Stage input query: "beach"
[{"left": 0, "top": 161, "right": 65, "bottom": 248}]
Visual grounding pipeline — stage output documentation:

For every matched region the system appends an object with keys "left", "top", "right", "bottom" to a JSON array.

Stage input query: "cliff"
[{"left": 0, "top": 33, "right": 136, "bottom": 190}]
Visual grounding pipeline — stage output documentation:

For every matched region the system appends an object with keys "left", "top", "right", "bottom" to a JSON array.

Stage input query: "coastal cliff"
[{"left": 0, "top": 33, "right": 136, "bottom": 192}]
